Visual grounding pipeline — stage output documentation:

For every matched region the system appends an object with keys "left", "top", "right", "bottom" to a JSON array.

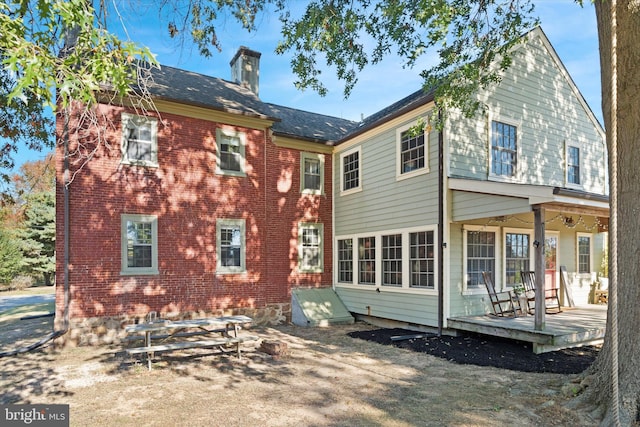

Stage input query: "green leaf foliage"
[
  {"left": 0, "top": 0, "right": 157, "bottom": 110},
  {"left": 168, "top": 0, "right": 538, "bottom": 126}
]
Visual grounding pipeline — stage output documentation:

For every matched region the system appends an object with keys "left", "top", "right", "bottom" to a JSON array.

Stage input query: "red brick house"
[{"left": 55, "top": 48, "right": 356, "bottom": 342}]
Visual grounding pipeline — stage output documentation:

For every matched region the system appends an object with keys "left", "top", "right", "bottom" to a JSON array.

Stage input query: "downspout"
[
  {"left": 437, "top": 111, "right": 444, "bottom": 336},
  {"left": 62, "top": 106, "right": 71, "bottom": 333}
]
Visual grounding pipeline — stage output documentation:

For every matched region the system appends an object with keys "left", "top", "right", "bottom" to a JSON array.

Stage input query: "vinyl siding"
[
  {"left": 447, "top": 33, "right": 606, "bottom": 195},
  {"left": 335, "top": 287, "right": 439, "bottom": 325},
  {"left": 334, "top": 118, "right": 439, "bottom": 235},
  {"left": 334, "top": 114, "right": 441, "bottom": 327},
  {"left": 451, "top": 191, "right": 531, "bottom": 222}
]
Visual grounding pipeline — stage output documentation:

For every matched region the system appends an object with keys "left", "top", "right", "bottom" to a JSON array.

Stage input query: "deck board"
[{"left": 447, "top": 305, "right": 607, "bottom": 353}]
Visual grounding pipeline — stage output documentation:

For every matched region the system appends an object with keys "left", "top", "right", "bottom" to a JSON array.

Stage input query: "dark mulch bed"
[{"left": 348, "top": 328, "right": 599, "bottom": 374}]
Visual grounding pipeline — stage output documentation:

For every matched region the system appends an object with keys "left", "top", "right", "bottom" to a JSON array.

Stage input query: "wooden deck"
[{"left": 447, "top": 305, "right": 607, "bottom": 354}]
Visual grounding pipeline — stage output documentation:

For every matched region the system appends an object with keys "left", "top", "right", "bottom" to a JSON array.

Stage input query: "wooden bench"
[{"left": 126, "top": 335, "right": 259, "bottom": 370}]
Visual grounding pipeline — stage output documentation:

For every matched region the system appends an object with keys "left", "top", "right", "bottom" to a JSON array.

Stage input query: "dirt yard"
[{"left": 0, "top": 313, "right": 603, "bottom": 427}]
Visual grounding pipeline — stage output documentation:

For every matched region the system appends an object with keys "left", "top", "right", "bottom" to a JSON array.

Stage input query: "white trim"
[
  {"left": 395, "top": 120, "right": 430, "bottom": 180},
  {"left": 120, "top": 113, "right": 158, "bottom": 168},
  {"left": 576, "top": 232, "right": 593, "bottom": 275},
  {"left": 216, "top": 127, "right": 247, "bottom": 177},
  {"left": 339, "top": 145, "right": 362, "bottom": 196},
  {"left": 564, "top": 140, "right": 584, "bottom": 190},
  {"left": 216, "top": 219, "right": 246, "bottom": 274},
  {"left": 121, "top": 214, "right": 159, "bottom": 276},
  {"left": 298, "top": 222, "right": 324, "bottom": 273},
  {"left": 335, "top": 225, "right": 438, "bottom": 295},
  {"left": 300, "top": 152, "right": 325, "bottom": 195},
  {"left": 487, "top": 113, "right": 522, "bottom": 183},
  {"left": 502, "top": 227, "right": 534, "bottom": 291},
  {"left": 448, "top": 178, "right": 609, "bottom": 211},
  {"left": 462, "top": 225, "right": 500, "bottom": 295}
]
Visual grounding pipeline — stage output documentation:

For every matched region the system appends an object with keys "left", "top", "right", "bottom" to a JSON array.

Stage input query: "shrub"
[{"left": 8, "top": 275, "right": 34, "bottom": 291}]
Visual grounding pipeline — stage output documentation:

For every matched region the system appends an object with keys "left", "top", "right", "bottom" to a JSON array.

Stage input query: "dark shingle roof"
[
  {"left": 266, "top": 103, "right": 358, "bottom": 144},
  {"left": 146, "top": 64, "right": 277, "bottom": 120},
  {"left": 144, "top": 64, "right": 359, "bottom": 144},
  {"left": 143, "top": 63, "right": 432, "bottom": 145},
  {"left": 337, "top": 88, "right": 434, "bottom": 143}
]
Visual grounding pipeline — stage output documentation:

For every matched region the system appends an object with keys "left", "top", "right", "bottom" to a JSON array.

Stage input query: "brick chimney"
[{"left": 230, "top": 46, "right": 261, "bottom": 96}]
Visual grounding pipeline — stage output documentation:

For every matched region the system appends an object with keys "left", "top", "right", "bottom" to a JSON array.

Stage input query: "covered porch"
[{"left": 448, "top": 305, "right": 607, "bottom": 354}]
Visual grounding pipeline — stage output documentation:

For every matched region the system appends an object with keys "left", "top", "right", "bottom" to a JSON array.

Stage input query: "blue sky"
[{"left": 11, "top": 0, "right": 601, "bottom": 170}]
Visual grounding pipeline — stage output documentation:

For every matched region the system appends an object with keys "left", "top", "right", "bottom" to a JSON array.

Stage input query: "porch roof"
[{"left": 449, "top": 178, "right": 610, "bottom": 220}]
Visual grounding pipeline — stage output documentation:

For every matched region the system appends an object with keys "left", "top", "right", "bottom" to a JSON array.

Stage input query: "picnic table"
[{"left": 124, "top": 315, "right": 258, "bottom": 370}]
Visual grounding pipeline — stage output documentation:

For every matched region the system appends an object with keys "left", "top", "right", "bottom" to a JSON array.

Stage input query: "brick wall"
[{"left": 55, "top": 103, "right": 333, "bottom": 333}]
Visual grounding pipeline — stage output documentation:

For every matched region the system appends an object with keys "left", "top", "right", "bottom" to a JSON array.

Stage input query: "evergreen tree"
[
  {"left": 19, "top": 192, "right": 55, "bottom": 286},
  {"left": 0, "top": 229, "right": 23, "bottom": 286}
]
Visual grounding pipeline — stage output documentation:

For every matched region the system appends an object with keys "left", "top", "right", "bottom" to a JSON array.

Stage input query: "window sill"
[
  {"left": 121, "top": 160, "right": 159, "bottom": 168},
  {"left": 216, "top": 169, "right": 247, "bottom": 178},
  {"left": 462, "top": 288, "right": 486, "bottom": 296},
  {"left": 335, "top": 282, "right": 438, "bottom": 295},
  {"left": 396, "top": 167, "right": 429, "bottom": 181},
  {"left": 340, "top": 187, "right": 362, "bottom": 197},
  {"left": 121, "top": 269, "right": 159, "bottom": 276}
]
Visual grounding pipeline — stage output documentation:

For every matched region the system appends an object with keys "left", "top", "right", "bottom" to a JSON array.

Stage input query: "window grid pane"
[
  {"left": 338, "top": 239, "right": 353, "bottom": 282},
  {"left": 401, "top": 131, "right": 425, "bottom": 173},
  {"left": 220, "top": 227, "right": 242, "bottom": 267},
  {"left": 410, "top": 231, "right": 435, "bottom": 289},
  {"left": 220, "top": 136, "right": 242, "bottom": 171},
  {"left": 382, "top": 234, "right": 402, "bottom": 286},
  {"left": 568, "top": 146, "right": 580, "bottom": 184},
  {"left": 505, "top": 233, "right": 530, "bottom": 286},
  {"left": 304, "top": 158, "right": 321, "bottom": 190},
  {"left": 466, "top": 231, "right": 495, "bottom": 288},
  {"left": 578, "top": 236, "right": 591, "bottom": 273},
  {"left": 301, "top": 227, "right": 321, "bottom": 269},
  {"left": 343, "top": 151, "right": 359, "bottom": 191},
  {"left": 126, "top": 121, "right": 153, "bottom": 162},
  {"left": 358, "top": 237, "right": 375, "bottom": 285},
  {"left": 127, "top": 221, "right": 153, "bottom": 268},
  {"left": 491, "top": 121, "right": 517, "bottom": 177}
]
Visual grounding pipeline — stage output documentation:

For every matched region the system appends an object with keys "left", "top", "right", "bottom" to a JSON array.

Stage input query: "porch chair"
[
  {"left": 520, "top": 271, "right": 562, "bottom": 313},
  {"left": 481, "top": 272, "right": 521, "bottom": 317}
]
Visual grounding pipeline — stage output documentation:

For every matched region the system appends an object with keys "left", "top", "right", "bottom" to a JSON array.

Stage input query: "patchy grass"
[
  {"left": 0, "top": 301, "right": 54, "bottom": 323},
  {"left": 0, "top": 285, "right": 55, "bottom": 297}
]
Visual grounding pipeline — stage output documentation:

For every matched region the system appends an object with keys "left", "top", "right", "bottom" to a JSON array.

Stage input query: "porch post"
[{"left": 534, "top": 205, "right": 546, "bottom": 331}]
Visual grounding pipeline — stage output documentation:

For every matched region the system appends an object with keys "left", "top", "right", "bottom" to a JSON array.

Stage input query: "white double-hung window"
[
  {"left": 121, "top": 113, "right": 158, "bottom": 167},
  {"left": 490, "top": 119, "right": 518, "bottom": 179},
  {"left": 298, "top": 223, "right": 324, "bottom": 272},
  {"left": 216, "top": 219, "right": 246, "bottom": 274},
  {"left": 216, "top": 128, "right": 246, "bottom": 176},
  {"left": 121, "top": 214, "right": 159, "bottom": 275}
]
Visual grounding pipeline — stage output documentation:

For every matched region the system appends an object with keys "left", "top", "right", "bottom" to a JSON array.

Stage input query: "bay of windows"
[{"left": 337, "top": 227, "right": 437, "bottom": 291}]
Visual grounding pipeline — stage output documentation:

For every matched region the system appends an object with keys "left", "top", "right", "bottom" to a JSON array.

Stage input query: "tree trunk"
[{"left": 589, "top": 2, "right": 640, "bottom": 425}]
